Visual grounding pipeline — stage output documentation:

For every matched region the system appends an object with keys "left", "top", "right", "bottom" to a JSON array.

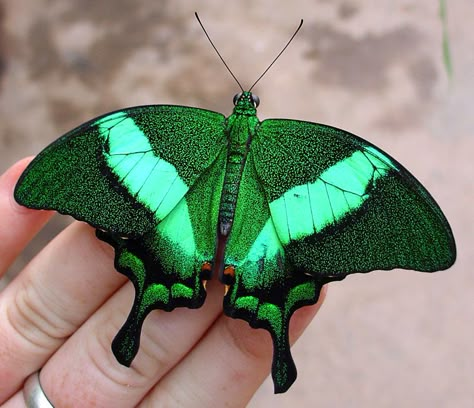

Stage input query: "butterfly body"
[
  {"left": 14, "top": 90, "right": 455, "bottom": 393},
  {"left": 214, "top": 93, "right": 258, "bottom": 281}
]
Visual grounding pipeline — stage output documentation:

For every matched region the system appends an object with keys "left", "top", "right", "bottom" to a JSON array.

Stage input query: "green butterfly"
[{"left": 14, "top": 19, "right": 455, "bottom": 394}]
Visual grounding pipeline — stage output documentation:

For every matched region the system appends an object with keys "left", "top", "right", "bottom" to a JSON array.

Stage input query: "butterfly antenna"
[
  {"left": 248, "top": 19, "right": 303, "bottom": 92},
  {"left": 195, "top": 12, "right": 244, "bottom": 92}
]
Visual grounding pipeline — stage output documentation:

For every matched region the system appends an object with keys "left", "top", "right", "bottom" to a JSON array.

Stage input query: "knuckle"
[{"left": 6, "top": 277, "right": 71, "bottom": 352}]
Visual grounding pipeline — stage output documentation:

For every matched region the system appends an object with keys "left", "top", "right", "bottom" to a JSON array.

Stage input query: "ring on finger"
[{"left": 23, "top": 370, "right": 54, "bottom": 408}]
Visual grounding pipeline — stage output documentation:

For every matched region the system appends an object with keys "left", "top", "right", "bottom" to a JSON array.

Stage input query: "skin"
[{"left": 0, "top": 158, "right": 326, "bottom": 408}]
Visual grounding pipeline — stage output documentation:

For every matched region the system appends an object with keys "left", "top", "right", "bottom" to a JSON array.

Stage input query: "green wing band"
[
  {"left": 269, "top": 148, "right": 391, "bottom": 244},
  {"left": 98, "top": 111, "right": 189, "bottom": 221}
]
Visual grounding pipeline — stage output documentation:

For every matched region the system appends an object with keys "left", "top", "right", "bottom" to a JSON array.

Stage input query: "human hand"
[{"left": 0, "top": 158, "right": 326, "bottom": 407}]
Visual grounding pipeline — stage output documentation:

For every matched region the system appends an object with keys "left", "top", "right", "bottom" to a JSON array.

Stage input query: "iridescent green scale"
[{"left": 14, "top": 91, "right": 455, "bottom": 393}]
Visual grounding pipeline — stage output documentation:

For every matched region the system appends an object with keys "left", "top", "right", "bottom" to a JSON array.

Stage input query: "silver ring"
[{"left": 23, "top": 370, "right": 54, "bottom": 408}]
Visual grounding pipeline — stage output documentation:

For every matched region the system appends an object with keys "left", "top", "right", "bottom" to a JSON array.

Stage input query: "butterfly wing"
[
  {"left": 15, "top": 105, "right": 227, "bottom": 365},
  {"left": 223, "top": 118, "right": 455, "bottom": 393}
]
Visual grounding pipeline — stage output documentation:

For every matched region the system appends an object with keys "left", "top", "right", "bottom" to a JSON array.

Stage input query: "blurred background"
[{"left": 0, "top": 0, "right": 472, "bottom": 406}]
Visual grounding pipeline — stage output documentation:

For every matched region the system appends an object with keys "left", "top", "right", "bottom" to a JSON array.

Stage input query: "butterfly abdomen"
[{"left": 218, "top": 144, "right": 248, "bottom": 236}]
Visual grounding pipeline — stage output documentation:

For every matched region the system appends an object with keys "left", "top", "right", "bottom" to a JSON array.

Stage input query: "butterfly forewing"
[
  {"left": 15, "top": 105, "right": 226, "bottom": 236},
  {"left": 252, "top": 119, "right": 456, "bottom": 277}
]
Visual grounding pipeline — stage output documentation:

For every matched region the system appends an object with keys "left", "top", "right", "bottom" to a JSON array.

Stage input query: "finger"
[
  {"left": 0, "top": 158, "right": 53, "bottom": 276},
  {"left": 141, "top": 285, "right": 328, "bottom": 407},
  {"left": 0, "top": 222, "right": 125, "bottom": 402},
  {"left": 32, "top": 279, "right": 226, "bottom": 407}
]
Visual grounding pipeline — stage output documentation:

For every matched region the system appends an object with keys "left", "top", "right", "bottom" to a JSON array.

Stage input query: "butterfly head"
[{"left": 232, "top": 91, "right": 260, "bottom": 115}]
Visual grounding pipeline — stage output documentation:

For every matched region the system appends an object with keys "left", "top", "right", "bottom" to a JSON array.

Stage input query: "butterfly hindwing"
[
  {"left": 222, "top": 151, "right": 323, "bottom": 393},
  {"left": 104, "top": 148, "right": 227, "bottom": 365}
]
